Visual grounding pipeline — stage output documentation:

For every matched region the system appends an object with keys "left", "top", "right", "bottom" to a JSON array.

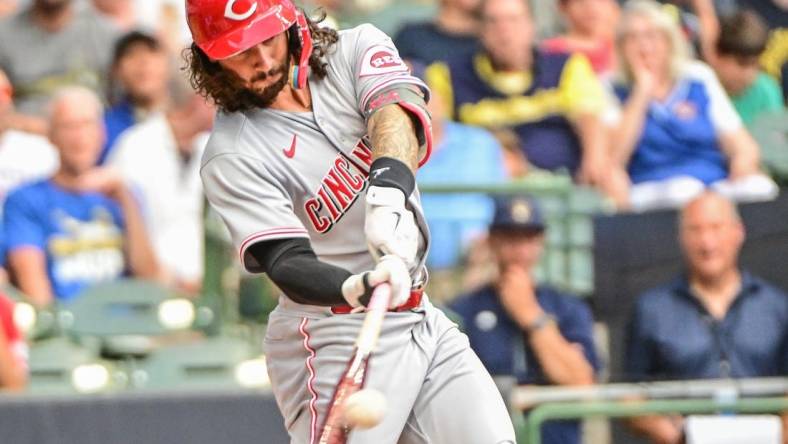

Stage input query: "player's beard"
[{"left": 238, "top": 63, "right": 290, "bottom": 109}]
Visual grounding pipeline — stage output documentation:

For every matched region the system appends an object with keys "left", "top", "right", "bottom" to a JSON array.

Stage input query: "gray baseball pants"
[{"left": 264, "top": 296, "right": 516, "bottom": 444}]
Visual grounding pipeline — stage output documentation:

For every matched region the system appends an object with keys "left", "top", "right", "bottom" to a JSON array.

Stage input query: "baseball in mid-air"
[{"left": 343, "top": 388, "right": 387, "bottom": 429}]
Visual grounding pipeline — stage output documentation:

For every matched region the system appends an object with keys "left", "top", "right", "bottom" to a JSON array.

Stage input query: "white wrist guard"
[{"left": 364, "top": 186, "right": 419, "bottom": 269}]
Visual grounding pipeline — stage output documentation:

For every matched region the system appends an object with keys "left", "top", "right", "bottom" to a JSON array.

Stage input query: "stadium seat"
[
  {"left": 59, "top": 279, "right": 209, "bottom": 356},
  {"left": 133, "top": 336, "right": 266, "bottom": 391},
  {"left": 27, "top": 337, "right": 123, "bottom": 394},
  {"left": 2, "top": 285, "right": 58, "bottom": 340}
]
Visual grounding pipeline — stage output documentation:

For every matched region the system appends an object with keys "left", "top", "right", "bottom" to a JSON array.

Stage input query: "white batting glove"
[
  {"left": 364, "top": 186, "right": 419, "bottom": 270},
  {"left": 341, "top": 255, "right": 412, "bottom": 310}
]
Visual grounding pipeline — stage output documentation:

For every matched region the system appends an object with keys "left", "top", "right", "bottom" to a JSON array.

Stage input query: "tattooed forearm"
[{"left": 367, "top": 104, "right": 419, "bottom": 172}]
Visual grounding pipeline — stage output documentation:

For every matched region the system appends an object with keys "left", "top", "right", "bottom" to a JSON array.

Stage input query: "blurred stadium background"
[{"left": 0, "top": 0, "right": 785, "bottom": 443}]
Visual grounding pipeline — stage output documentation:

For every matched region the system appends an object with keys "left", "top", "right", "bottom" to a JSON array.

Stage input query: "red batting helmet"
[{"left": 186, "top": 0, "right": 313, "bottom": 88}]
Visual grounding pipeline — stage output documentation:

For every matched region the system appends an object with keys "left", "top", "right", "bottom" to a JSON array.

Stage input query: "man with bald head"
[
  {"left": 626, "top": 191, "right": 788, "bottom": 443},
  {"left": 3, "top": 87, "right": 158, "bottom": 307}
]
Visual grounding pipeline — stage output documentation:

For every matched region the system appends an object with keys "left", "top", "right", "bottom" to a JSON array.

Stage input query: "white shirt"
[
  {"left": 0, "top": 129, "right": 59, "bottom": 205},
  {"left": 109, "top": 114, "right": 206, "bottom": 283}
]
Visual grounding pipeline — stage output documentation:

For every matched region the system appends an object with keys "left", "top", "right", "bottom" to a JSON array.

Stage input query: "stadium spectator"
[
  {"left": 425, "top": 0, "right": 619, "bottom": 201},
  {"left": 655, "top": 0, "right": 711, "bottom": 46},
  {"left": 91, "top": 0, "right": 136, "bottom": 32},
  {"left": 92, "top": 0, "right": 199, "bottom": 53},
  {"left": 626, "top": 191, "right": 788, "bottom": 443},
  {"left": 393, "top": 0, "right": 481, "bottom": 65},
  {"left": 541, "top": 0, "right": 621, "bottom": 76},
  {"left": 606, "top": 0, "right": 778, "bottom": 212},
  {"left": 0, "top": 0, "right": 18, "bottom": 19},
  {"left": 0, "top": 68, "right": 59, "bottom": 282},
  {"left": 755, "top": 23, "right": 787, "bottom": 93},
  {"left": 736, "top": 0, "right": 788, "bottom": 30},
  {"left": 107, "top": 92, "right": 210, "bottom": 295},
  {"left": 135, "top": 0, "right": 195, "bottom": 55},
  {"left": 0, "top": 69, "right": 58, "bottom": 198},
  {"left": 693, "top": 6, "right": 784, "bottom": 128},
  {"left": 415, "top": 78, "right": 506, "bottom": 270},
  {"left": 89, "top": 0, "right": 195, "bottom": 57},
  {"left": 3, "top": 87, "right": 159, "bottom": 308},
  {"left": 450, "top": 195, "right": 598, "bottom": 444},
  {"left": 0, "top": 292, "right": 26, "bottom": 390},
  {"left": 0, "top": 0, "right": 119, "bottom": 117},
  {"left": 683, "top": 0, "right": 736, "bottom": 65},
  {"left": 713, "top": 11, "right": 784, "bottom": 126},
  {"left": 100, "top": 31, "right": 170, "bottom": 164}
]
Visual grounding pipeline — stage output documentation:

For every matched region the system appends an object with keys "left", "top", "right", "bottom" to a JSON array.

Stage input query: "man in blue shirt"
[
  {"left": 450, "top": 195, "right": 598, "bottom": 444},
  {"left": 626, "top": 191, "right": 788, "bottom": 443},
  {"left": 99, "top": 31, "right": 170, "bottom": 164},
  {"left": 3, "top": 87, "right": 160, "bottom": 307}
]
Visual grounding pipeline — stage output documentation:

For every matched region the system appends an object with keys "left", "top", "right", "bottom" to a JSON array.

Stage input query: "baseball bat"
[{"left": 317, "top": 283, "right": 392, "bottom": 444}]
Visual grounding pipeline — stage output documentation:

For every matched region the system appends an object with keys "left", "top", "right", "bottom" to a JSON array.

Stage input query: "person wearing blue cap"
[{"left": 449, "top": 195, "right": 599, "bottom": 444}]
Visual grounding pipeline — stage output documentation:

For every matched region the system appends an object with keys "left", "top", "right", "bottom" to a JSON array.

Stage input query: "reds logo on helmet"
[
  {"left": 369, "top": 51, "right": 402, "bottom": 69},
  {"left": 224, "top": 0, "right": 258, "bottom": 21}
]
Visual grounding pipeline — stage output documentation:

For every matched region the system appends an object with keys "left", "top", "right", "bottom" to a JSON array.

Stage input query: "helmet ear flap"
[{"left": 289, "top": 10, "right": 313, "bottom": 89}]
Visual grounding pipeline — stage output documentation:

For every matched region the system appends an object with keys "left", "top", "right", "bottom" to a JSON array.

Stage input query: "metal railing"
[
  {"left": 419, "top": 177, "right": 609, "bottom": 297},
  {"left": 417, "top": 175, "right": 573, "bottom": 195},
  {"left": 510, "top": 378, "right": 788, "bottom": 444}
]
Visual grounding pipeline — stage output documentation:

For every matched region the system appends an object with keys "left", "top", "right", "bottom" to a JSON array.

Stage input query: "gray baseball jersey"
[
  {"left": 200, "top": 24, "right": 514, "bottom": 444},
  {"left": 201, "top": 23, "right": 430, "bottom": 283}
]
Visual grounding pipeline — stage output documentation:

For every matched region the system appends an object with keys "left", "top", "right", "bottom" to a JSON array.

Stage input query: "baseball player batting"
[{"left": 185, "top": 1, "right": 515, "bottom": 442}]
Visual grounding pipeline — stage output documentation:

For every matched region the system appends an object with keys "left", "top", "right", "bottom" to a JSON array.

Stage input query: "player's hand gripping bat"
[{"left": 317, "top": 283, "right": 391, "bottom": 444}]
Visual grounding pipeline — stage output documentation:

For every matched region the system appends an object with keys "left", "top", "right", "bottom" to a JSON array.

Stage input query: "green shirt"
[{"left": 732, "top": 72, "right": 784, "bottom": 127}]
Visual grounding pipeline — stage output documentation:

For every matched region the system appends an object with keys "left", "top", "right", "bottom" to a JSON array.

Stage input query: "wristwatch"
[{"left": 525, "top": 312, "right": 556, "bottom": 333}]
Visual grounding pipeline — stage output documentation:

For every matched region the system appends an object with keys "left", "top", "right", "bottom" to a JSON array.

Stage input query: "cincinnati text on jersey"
[{"left": 304, "top": 138, "right": 372, "bottom": 233}]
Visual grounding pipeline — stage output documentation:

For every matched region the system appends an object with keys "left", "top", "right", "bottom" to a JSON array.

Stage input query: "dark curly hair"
[{"left": 185, "top": 11, "right": 339, "bottom": 113}]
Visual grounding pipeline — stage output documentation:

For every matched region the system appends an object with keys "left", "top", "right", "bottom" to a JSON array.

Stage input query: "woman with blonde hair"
[{"left": 606, "top": 0, "right": 777, "bottom": 212}]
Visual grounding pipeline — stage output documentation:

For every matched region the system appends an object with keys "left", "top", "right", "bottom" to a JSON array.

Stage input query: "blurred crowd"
[
  {"left": 0, "top": 0, "right": 216, "bottom": 391},
  {"left": 0, "top": 0, "right": 785, "bottom": 442}
]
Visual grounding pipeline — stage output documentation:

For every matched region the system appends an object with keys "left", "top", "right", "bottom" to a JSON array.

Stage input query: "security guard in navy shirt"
[{"left": 450, "top": 195, "right": 599, "bottom": 444}]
